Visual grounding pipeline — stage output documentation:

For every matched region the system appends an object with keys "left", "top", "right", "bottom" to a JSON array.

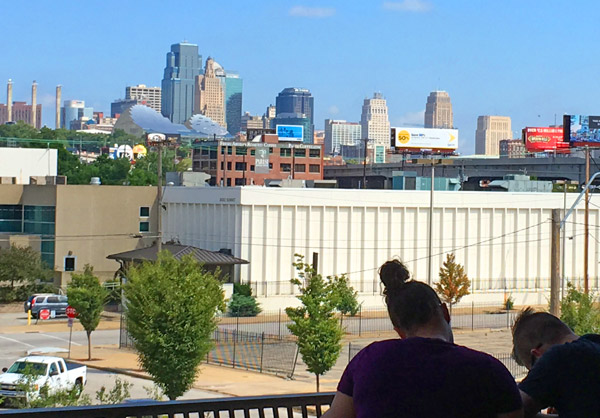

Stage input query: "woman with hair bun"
[{"left": 323, "top": 259, "right": 523, "bottom": 418}]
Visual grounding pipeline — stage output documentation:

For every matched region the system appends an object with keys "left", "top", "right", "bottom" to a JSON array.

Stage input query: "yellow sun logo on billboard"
[{"left": 397, "top": 130, "right": 411, "bottom": 144}]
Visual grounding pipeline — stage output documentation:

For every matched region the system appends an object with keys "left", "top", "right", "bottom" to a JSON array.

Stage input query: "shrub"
[
  {"left": 233, "top": 283, "right": 253, "bottom": 297},
  {"left": 560, "top": 283, "right": 600, "bottom": 335},
  {"left": 228, "top": 294, "right": 262, "bottom": 317},
  {"left": 505, "top": 295, "right": 515, "bottom": 311}
]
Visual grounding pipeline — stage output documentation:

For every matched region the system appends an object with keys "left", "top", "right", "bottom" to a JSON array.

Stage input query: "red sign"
[
  {"left": 66, "top": 306, "right": 77, "bottom": 318},
  {"left": 39, "top": 309, "right": 50, "bottom": 320},
  {"left": 524, "top": 127, "right": 569, "bottom": 152}
]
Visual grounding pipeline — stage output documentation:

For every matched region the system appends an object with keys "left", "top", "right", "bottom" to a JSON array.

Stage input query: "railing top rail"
[{"left": 0, "top": 392, "right": 336, "bottom": 417}]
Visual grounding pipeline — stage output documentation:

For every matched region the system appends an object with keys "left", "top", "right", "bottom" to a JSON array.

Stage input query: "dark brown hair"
[
  {"left": 511, "top": 307, "right": 573, "bottom": 366},
  {"left": 379, "top": 259, "right": 443, "bottom": 333}
]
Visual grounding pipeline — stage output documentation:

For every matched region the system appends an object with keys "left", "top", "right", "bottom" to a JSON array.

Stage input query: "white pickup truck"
[{"left": 0, "top": 356, "right": 87, "bottom": 403}]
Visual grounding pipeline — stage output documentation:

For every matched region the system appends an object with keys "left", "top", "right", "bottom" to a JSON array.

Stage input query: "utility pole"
[
  {"left": 561, "top": 180, "right": 567, "bottom": 300},
  {"left": 585, "top": 147, "right": 590, "bottom": 293},
  {"left": 157, "top": 143, "right": 163, "bottom": 254},
  {"left": 362, "top": 138, "right": 369, "bottom": 189},
  {"left": 428, "top": 162, "right": 435, "bottom": 286},
  {"left": 550, "top": 209, "right": 561, "bottom": 316}
]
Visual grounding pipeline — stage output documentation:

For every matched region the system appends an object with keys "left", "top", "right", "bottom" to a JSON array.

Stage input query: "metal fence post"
[
  {"left": 471, "top": 301, "right": 474, "bottom": 331},
  {"left": 506, "top": 305, "right": 510, "bottom": 329},
  {"left": 358, "top": 305, "right": 362, "bottom": 337},
  {"left": 278, "top": 308, "right": 282, "bottom": 339},
  {"left": 236, "top": 315, "right": 240, "bottom": 334},
  {"left": 260, "top": 332, "right": 265, "bottom": 373},
  {"left": 232, "top": 329, "right": 237, "bottom": 369},
  {"left": 348, "top": 342, "right": 352, "bottom": 364}
]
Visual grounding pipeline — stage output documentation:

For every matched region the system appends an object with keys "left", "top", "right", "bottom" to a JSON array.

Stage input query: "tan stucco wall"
[{"left": 53, "top": 185, "right": 158, "bottom": 287}]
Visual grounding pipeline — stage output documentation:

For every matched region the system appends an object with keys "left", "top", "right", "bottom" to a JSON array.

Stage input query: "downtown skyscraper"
[
  {"left": 361, "top": 93, "right": 390, "bottom": 149},
  {"left": 424, "top": 91, "right": 453, "bottom": 129},
  {"left": 194, "top": 57, "right": 226, "bottom": 128},
  {"left": 275, "top": 88, "right": 314, "bottom": 143},
  {"left": 161, "top": 42, "right": 202, "bottom": 124}
]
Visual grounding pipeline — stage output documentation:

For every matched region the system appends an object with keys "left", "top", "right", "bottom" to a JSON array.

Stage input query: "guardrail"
[{"left": 0, "top": 393, "right": 335, "bottom": 418}]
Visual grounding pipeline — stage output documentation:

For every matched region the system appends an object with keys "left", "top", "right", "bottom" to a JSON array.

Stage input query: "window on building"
[
  {"left": 269, "top": 163, "right": 273, "bottom": 169},
  {"left": 201, "top": 148, "right": 209, "bottom": 156},
  {"left": 250, "top": 149, "right": 256, "bottom": 156},
  {"left": 269, "top": 148, "right": 274, "bottom": 154},
  {"left": 309, "top": 164, "right": 321, "bottom": 173},
  {"left": 0, "top": 204, "right": 23, "bottom": 233},
  {"left": 235, "top": 162, "right": 247, "bottom": 171},
  {"left": 280, "top": 163, "right": 291, "bottom": 172},
  {"left": 280, "top": 148, "right": 292, "bottom": 157},
  {"left": 294, "top": 164, "right": 306, "bottom": 173},
  {"left": 209, "top": 150, "right": 217, "bottom": 159},
  {"left": 139, "top": 207, "right": 150, "bottom": 217},
  {"left": 139, "top": 221, "right": 150, "bottom": 232},
  {"left": 235, "top": 178, "right": 245, "bottom": 186},
  {"left": 294, "top": 149, "right": 306, "bottom": 157},
  {"left": 227, "top": 162, "right": 232, "bottom": 170},
  {"left": 227, "top": 147, "right": 233, "bottom": 155},
  {"left": 309, "top": 149, "right": 321, "bottom": 158},
  {"left": 236, "top": 147, "right": 247, "bottom": 156},
  {"left": 250, "top": 165, "right": 255, "bottom": 171},
  {"left": 226, "top": 178, "right": 232, "bottom": 186},
  {"left": 64, "top": 256, "right": 76, "bottom": 271}
]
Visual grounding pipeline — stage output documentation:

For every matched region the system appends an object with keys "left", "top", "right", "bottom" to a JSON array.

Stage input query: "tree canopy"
[
  {"left": 286, "top": 254, "right": 344, "bottom": 392},
  {"left": 435, "top": 253, "right": 470, "bottom": 314},
  {"left": 0, "top": 244, "right": 52, "bottom": 288},
  {"left": 67, "top": 265, "right": 108, "bottom": 360},
  {"left": 124, "top": 251, "right": 225, "bottom": 400}
]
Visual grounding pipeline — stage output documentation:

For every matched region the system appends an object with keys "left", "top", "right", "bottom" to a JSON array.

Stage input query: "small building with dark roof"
[{"left": 107, "top": 243, "right": 248, "bottom": 282}]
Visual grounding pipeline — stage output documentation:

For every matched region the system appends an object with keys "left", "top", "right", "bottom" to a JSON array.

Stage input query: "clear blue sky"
[{"left": 2, "top": 0, "right": 598, "bottom": 154}]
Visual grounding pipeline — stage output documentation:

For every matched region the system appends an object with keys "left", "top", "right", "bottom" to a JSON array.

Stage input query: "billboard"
[
  {"left": 564, "top": 115, "right": 600, "bottom": 146},
  {"left": 523, "top": 127, "right": 569, "bottom": 152},
  {"left": 374, "top": 145, "right": 385, "bottom": 164},
  {"left": 276, "top": 125, "right": 303, "bottom": 142},
  {"left": 254, "top": 147, "right": 270, "bottom": 174},
  {"left": 391, "top": 127, "right": 458, "bottom": 150}
]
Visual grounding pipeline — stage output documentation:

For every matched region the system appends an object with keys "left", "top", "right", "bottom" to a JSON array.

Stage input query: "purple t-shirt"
[{"left": 338, "top": 337, "right": 522, "bottom": 418}]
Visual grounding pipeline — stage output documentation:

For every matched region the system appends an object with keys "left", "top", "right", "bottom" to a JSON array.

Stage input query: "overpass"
[{"left": 324, "top": 155, "right": 590, "bottom": 190}]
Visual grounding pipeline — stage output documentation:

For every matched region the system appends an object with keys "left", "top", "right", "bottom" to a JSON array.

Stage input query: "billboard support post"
[{"left": 428, "top": 163, "right": 435, "bottom": 286}]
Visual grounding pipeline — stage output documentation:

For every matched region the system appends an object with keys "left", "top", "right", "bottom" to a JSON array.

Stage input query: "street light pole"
[
  {"left": 427, "top": 162, "right": 435, "bottom": 286},
  {"left": 362, "top": 138, "right": 369, "bottom": 189},
  {"left": 157, "top": 143, "right": 163, "bottom": 254}
]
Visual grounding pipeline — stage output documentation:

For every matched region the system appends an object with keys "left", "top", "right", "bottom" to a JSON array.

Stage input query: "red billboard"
[{"left": 523, "top": 127, "right": 569, "bottom": 152}]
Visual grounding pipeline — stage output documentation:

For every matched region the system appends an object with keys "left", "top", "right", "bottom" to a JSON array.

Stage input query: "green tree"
[
  {"left": 228, "top": 284, "right": 262, "bottom": 317},
  {"left": 434, "top": 253, "right": 470, "bottom": 315},
  {"left": 0, "top": 244, "right": 52, "bottom": 288},
  {"left": 286, "top": 254, "right": 344, "bottom": 392},
  {"left": 67, "top": 265, "right": 108, "bottom": 360},
  {"left": 124, "top": 251, "right": 225, "bottom": 400},
  {"left": 330, "top": 274, "right": 360, "bottom": 317},
  {"left": 560, "top": 283, "right": 600, "bottom": 334}
]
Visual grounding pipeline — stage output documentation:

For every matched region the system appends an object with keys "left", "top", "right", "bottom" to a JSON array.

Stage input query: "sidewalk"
[{"left": 58, "top": 327, "right": 515, "bottom": 398}]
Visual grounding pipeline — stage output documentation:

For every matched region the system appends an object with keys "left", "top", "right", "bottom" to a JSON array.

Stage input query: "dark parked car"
[{"left": 24, "top": 294, "right": 68, "bottom": 319}]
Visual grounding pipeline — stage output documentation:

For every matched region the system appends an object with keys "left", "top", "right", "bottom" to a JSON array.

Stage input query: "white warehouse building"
[{"left": 162, "top": 187, "right": 599, "bottom": 310}]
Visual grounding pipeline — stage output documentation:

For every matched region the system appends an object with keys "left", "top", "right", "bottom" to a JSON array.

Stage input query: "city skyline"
[{"left": 2, "top": 0, "right": 600, "bottom": 153}]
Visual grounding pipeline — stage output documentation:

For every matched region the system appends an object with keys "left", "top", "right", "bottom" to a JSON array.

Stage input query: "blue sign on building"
[{"left": 276, "top": 125, "right": 304, "bottom": 141}]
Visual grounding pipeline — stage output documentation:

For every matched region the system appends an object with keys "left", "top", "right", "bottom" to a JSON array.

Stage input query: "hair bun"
[{"left": 379, "top": 260, "right": 410, "bottom": 294}]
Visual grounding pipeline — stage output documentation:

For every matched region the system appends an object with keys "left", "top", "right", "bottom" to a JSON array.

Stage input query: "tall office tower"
[
  {"left": 424, "top": 90, "right": 453, "bottom": 128},
  {"left": 126, "top": 84, "right": 161, "bottom": 113},
  {"left": 475, "top": 115, "right": 512, "bottom": 156},
  {"left": 61, "top": 100, "right": 93, "bottom": 130},
  {"left": 275, "top": 88, "right": 314, "bottom": 143},
  {"left": 161, "top": 42, "right": 202, "bottom": 124},
  {"left": 262, "top": 105, "right": 276, "bottom": 129},
  {"left": 324, "top": 119, "right": 362, "bottom": 155},
  {"left": 111, "top": 98, "right": 140, "bottom": 118},
  {"left": 194, "top": 57, "right": 226, "bottom": 128},
  {"left": 360, "top": 93, "right": 390, "bottom": 149},
  {"left": 241, "top": 112, "right": 264, "bottom": 132},
  {"left": 214, "top": 68, "right": 243, "bottom": 135}
]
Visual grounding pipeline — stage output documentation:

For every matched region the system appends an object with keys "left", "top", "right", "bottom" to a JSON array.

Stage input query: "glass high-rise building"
[
  {"left": 275, "top": 88, "right": 314, "bottom": 143},
  {"left": 324, "top": 119, "right": 361, "bottom": 155},
  {"left": 161, "top": 42, "right": 202, "bottom": 124},
  {"left": 223, "top": 73, "right": 243, "bottom": 135}
]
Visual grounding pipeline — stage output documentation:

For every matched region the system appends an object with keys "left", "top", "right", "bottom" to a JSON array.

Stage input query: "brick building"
[{"left": 192, "top": 134, "right": 324, "bottom": 186}]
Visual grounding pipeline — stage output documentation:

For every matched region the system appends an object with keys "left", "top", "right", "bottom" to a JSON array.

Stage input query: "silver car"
[{"left": 24, "top": 294, "right": 68, "bottom": 319}]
